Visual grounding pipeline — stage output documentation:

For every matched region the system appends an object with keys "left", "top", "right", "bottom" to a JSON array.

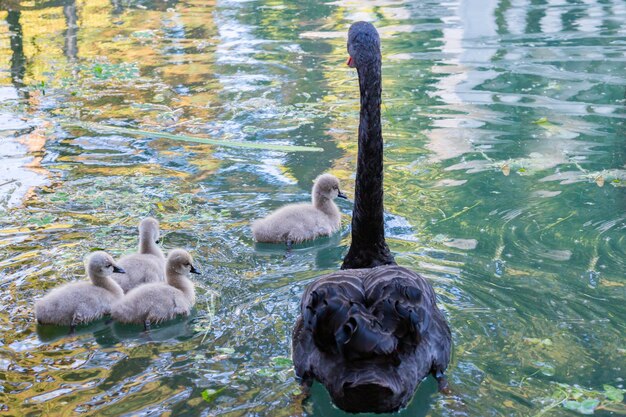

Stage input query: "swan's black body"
[{"left": 292, "top": 22, "right": 452, "bottom": 413}]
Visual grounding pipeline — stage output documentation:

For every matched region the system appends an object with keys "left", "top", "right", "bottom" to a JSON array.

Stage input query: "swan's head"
[
  {"left": 313, "top": 174, "right": 348, "bottom": 202},
  {"left": 167, "top": 249, "right": 201, "bottom": 278},
  {"left": 87, "top": 251, "right": 125, "bottom": 279},
  {"left": 139, "top": 217, "right": 161, "bottom": 244},
  {"left": 346, "top": 21, "right": 381, "bottom": 70}
]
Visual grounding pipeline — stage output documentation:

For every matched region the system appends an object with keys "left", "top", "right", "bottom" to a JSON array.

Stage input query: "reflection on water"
[{"left": 0, "top": 0, "right": 624, "bottom": 416}]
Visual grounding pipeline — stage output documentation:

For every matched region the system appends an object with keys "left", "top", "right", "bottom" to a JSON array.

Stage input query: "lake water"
[{"left": 0, "top": 0, "right": 624, "bottom": 416}]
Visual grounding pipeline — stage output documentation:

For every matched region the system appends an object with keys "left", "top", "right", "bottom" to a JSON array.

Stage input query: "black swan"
[{"left": 292, "top": 22, "right": 452, "bottom": 413}]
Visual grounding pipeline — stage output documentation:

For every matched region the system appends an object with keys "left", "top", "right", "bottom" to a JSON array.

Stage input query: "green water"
[{"left": 0, "top": 0, "right": 624, "bottom": 416}]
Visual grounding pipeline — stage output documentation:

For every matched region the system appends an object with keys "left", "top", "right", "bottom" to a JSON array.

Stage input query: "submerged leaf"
[
  {"left": 61, "top": 121, "right": 324, "bottom": 153},
  {"left": 579, "top": 399, "right": 600, "bottom": 414},
  {"left": 30, "top": 214, "right": 56, "bottom": 226},
  {"left": 603, "top": 385, "right": 624, "bottom": 403},
  {"left": 201, "top": 387, "right": 225, "bottom": 403},
  {"left": 132, "top": 29, "right": 158, "bottom": 39},
  {"left": 256, "top": 368, "right": 276, "bottom": 377},
  {"left": 533, "top": 117, "right": 551, "bottom": 126},
  {"left": 539, "top": 363, "right": 555, "bottom": 376},
  {"left": 501, "top": 163, "right": 510, "bottom": 176},
  {"left": 563, "top": 400, "right": 582, "bottom": 412},
  {"left": 215, "top": 347, "right": 235, "bottom": 355},
  {"left": 595, "top": 176, "right": 605, "bottom": 187},
  {"left": 523, "top": 337, "right": 553, "bottom": 347},
  {"left": 563, "top": 399, "right": 600, "bottom": 415},
  {"left": 271, "top": 356, "right": 293, "bottom": 369}
]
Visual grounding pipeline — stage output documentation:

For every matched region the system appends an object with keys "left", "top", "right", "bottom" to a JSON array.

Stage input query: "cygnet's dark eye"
[{"left": 106, "top": 264, "right": 112, "bottom": 268}]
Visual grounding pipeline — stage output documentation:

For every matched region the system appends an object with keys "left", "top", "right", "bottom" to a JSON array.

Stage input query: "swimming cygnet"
[
  {"left": 251, "top": 174, "right": 347, "bottom": 245},
  {"left": 112, "top": 217, "right": 166, "bottom": 293},
  {"left": 111, "top": 249, "right": 199, "bottom": 328},
  {"left": 35, "top": 252, "right": 125, "bottom": 328}
]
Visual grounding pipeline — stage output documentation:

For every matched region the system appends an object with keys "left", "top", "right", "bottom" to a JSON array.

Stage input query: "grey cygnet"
[
  {"left": 112, "top": 217, "right": 166, "bottom": 293},
  {"left": 251, "top": 173, "right": 347, "bottom": 245},
  {"left": 111, "top": 249, "right": 198, "bottom": 329},
  {"left": 35, "top": 251, "right": 125, "bottom": 328}
]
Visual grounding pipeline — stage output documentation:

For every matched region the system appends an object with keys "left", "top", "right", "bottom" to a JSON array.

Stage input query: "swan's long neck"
[
  {"left": 341, "top": 58, "right": 395, "bottom": 270},
  {"left": 139, "top": 231, "right": 164, "bottom": 259}
]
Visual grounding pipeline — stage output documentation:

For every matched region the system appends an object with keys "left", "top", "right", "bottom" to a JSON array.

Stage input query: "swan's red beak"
[{"left": 346, "top": 56, "right": 355, "bottom": 68}]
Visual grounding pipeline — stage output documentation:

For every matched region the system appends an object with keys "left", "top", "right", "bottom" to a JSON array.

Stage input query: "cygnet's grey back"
[
  {"left": 251, "top": 173, "right": 345, "bottom": 244},
  {"left": 111, "top": 248, "right": 199, "bottom": 325},
  {"left": 112, "top": 217, "right": 166, "bottom": 293},
  {"left": 35, "top": 251, "right": 125, "bottom": 326}
]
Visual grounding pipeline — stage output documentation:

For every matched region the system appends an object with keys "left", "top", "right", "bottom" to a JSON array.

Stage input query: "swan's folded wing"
[
  {"left": 364, "top": 266, "right": 434, "bottom": 348},
  {"left": 302, "top": 273, "right": 365, "bottom": 354},
  {"left": 301, "top": 271, "right": 398, "bottom": 359},
  {"left": 334, "top": 305, "right": 397, "bottom": 359},
  {"left": 303, "top": 286, "right": 354, "bottom": 354}
]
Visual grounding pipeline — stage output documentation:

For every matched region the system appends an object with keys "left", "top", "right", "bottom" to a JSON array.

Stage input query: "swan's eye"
[{"left": 106, "top": 264, "right": 112, "bottom": 268}]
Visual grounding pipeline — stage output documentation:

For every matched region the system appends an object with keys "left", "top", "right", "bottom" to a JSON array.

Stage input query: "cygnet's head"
[
  {"left": 313, "top": 174, "right": 348, "bottom": 202},
  {"left": 167, "top": 249, "right": 201, "bottom": 277},
  {"left": 87, "top": 251, "right": 125, "bottom": 279},
  {"left": 139, "top": 217, "right": 161, "bottom": 244}
]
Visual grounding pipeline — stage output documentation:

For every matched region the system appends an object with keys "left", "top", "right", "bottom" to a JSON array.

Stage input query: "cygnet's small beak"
[
  {"left": 338, "top": 190, "right": 348, "bottom": 199},
  {"left": 190, "top": 264, "right": 201, "bottom": 274},
  {"left": 346, "top": 56, "right": 355, "bottom": 68},
  {"left": 113, "top": 265, "right": 126, "bottom": 274}
]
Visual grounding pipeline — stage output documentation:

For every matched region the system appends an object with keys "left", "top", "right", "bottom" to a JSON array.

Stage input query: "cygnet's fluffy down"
[
  {"left": 251, "top": 174, "right": 347, "bottom": 244},
  {"left": 35, "top": 252, "right": 125, "bottom": 327},
  {"left": 111, "top": 249, "right": 198, "bottom": 326},
  {"left": 112, "top": 217, "right": 166, "bottom": 293}
]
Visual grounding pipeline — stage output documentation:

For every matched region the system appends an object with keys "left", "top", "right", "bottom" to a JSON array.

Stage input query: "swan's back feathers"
[
  {"left": 293, "top": 265, "right": 451, "bottom": 412},
  {"left": 363, "top": 266, "right": 434, "bottom": 349},
  {"left": 301, "top": 272, "right": 398, "bottom": 359},
  {"left": 336, "top": 306, "right": 397, "bottom": 359},
  {"left": 302, "top": 273, "right": 362, "bottom": 353}
]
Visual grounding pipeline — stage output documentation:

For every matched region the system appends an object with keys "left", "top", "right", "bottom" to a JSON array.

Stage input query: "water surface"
[{"left": 0, "top": 0, "right": 625, "bottom": 416}]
